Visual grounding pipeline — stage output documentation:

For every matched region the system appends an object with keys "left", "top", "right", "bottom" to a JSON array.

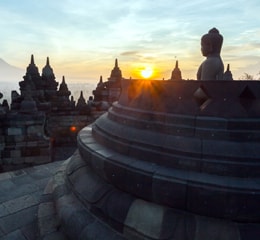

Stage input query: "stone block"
[
  {"left": 127, "top": 143, "right": 156, "bottom": 163},
  {"left": 66, "top": 151, "right": 87, "bottom": 176},
  {"left": 0, "top": 143, "right": 5, "bottom": 151},
  {"left": 185, "top": 181, "right": 258, "bottom": 221},
  {"left": 27, "top": 141, "right": 38, "bottom": 147},
  {"left": 2, "top": 157, "right": 13, "bottom": 165},
  {"left": 0, "top": 172, "right": 12, "bottom": 181},
  {"left": 40, "top": 148, "right": 51, "bottom": 156},
  {"left": 5, "top": 136, "right": 15, "bottom": 145},
  {"left": 10, "top": 149, "right": 21, "bottom": 158},
  {"left": 0, "top": 205, "right": 38, "bottom": 234},
  {"left": 153, "top": 167, "right": 187, "bottom": 209},
  {"left": 0, "top": 204, "right": 9, "bottom": 218},
  {"left": 37, "top": 141, "right": 49, "bottom": 147},
  {"left": 38, "top": 214, "right": 60, "bottom": 237},
  {"left": 27, "top": 125, "right": 42, "bottom": 136},
  {"left": 195, "top": 127, "right": 228, "bottom": 139},
  {"left": 78, "top": 145, "right": 92, "bottom": 164},
  {"left": 14, "top": 135, "right": 25, "bottom": 142},
  {"left": 103, "top": 158, "right": 130, "bottom": 190},
  {"left": 12, "top": 157, "right": 25, "bottom": 165},
  {"left": 62, "top": 209, "right": 95, "bottom": 239},
  {"left": 124, "top": 199, "right": 164, "bottom": 239},
  {"left": 0, "top": 135, "right": 5, "bottom": 143},
  {"left": 99, "top": 190, "right": 134, "bottom": 232},
  {"left": 25, "top": 120, "right": 36, "bottom": 125},
  {"left": 196, "top": 116, "right": 228, "bottom": 129},
  {"left": 22, "top": 146, "right": 41, "bottom": 157},
  {"left": 79, "top": 219, "right": 119, "bottom": 240},
  {"left": 7, "top": 127, "right": 22, "bottom": 136},
  {"left": 68, "top": 165, "right": 112, "bottom": 204},
  {"left": 15, "top": 142, "right": 26, "bottom": 147},
  {"left": 1, "top": 149, "right": 10, "bottom": 158},
  {"left": 24, "top": 156, "right": 36, "bottom": 163},
  {"left": 159, "top": 209, "right": 192, "bottom": 240},
  {"left": 91, "top": 149, "right": 112, "bottom": 180},
  {"left": 35, "top": 156, "right": 51, "bottom": 164},
  {"left": 202, "top": 139, "right": 260, "bottom": 177},
  {"left": 21, "top": 221, "right": 39, "bottom": 240},
  {"left": 38, "top": 202, "right": 55, "bottom": 218},
  {"left": 126, "top": 160, "right": 156, "bottom": 201},
  {"left": 0, "top": 230, "right": 27, "bottom": 240},
  {"left": 194, "top": 216, "right": 239, "bottom": 240},
  {"left": 239, "top": 223, "right": 260, "bottom": 240},
  {"left": 3, "top": 194, "right": 39, "bottom": 214}
]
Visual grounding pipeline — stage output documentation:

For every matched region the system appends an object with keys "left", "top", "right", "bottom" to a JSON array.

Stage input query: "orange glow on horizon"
[
  {"left": 50, "top": 58, "right": 200, "bottom": 83},
  {"left": 128, "top": 63, "right": 162, "bottom": 80}
]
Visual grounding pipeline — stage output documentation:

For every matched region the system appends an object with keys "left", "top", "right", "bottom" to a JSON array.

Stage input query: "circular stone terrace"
[{"left": 45, "top": 79, "right": 260, "bottom": 239}]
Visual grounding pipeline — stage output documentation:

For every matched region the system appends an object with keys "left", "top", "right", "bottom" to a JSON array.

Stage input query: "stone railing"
[{"left": 119, "top": 79, "right": 260, "bottom": 118}]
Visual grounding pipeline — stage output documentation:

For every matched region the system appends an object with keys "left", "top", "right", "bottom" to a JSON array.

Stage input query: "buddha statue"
[{"left": 197, "top": 28, "right": 224, "bottom": 80}]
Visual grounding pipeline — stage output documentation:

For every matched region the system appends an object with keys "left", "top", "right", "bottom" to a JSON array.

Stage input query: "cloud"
[
  {"left": 120, "top": 51, "right": 139, "bottom": 56},
  {"left": 0, "top": 0, "right": 260, "bottom": 82}
]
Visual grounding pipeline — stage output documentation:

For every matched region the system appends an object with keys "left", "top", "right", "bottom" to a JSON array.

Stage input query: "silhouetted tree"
[{"left": 239, "top": 72, "right": 260, "bottom": 80}]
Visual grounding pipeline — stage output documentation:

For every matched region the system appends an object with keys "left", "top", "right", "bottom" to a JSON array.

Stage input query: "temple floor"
[
  {"left": 0, "top": 149, "right": 259, "bottom": 240},
  {"left": 0, "top": 160, "right": 66, "bottom": 240}
]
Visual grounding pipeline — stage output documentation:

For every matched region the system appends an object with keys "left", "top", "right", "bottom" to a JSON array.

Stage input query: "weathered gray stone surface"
[
  {"left": 50, "top": 144, "right": 260, "bottom": 239},
  {"left": 0, "top": 160, "right": 64, "bottom": 240},
  {"left": 54, "top": 79, "right": 260, "bottom": 239}
]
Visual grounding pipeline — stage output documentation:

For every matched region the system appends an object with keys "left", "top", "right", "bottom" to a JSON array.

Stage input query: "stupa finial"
[
  {"left": 46, "top": 56, "right": 50, "bottom": 66},
  {"left": 30, "top": 54, "right": 35, "bottom": 65}
]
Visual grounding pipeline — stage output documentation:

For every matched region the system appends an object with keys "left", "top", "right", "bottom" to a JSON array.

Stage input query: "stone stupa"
[{"left": 40, "top": 29, "right": 260, "bottom": 240}]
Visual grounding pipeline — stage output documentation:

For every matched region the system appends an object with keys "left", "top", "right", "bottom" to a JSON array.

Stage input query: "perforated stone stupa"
[{"left": 42, "top": 29, "right": 260, "bottom": 240}]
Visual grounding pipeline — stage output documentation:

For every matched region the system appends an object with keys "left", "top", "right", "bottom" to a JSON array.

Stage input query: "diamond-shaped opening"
[
  {"left": 193, "top": 85, "right": 211, "bottom": 110},
  {"left": 239, "top": 86, "right": 256, "bottom": 110}
]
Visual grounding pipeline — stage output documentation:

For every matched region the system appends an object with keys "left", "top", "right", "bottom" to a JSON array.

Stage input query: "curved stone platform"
[
  {"left": 47, "top": 131, "right": 259, "bottom": 239},
  {"left": 50, "top": 80, "right": 260, "bottom": 239},
  {"left": 82, "top": 121, "right": 260, "bottom": 222}
]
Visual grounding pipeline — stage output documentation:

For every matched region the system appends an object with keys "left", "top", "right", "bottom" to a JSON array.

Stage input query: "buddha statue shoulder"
[{"left": 197, "top": 28, "right": 224, "bottom": 80}]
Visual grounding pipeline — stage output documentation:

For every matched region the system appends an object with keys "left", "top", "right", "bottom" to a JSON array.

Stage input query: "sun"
[{"left": 141, "top": 66, "right": 153, "bottom": 79}]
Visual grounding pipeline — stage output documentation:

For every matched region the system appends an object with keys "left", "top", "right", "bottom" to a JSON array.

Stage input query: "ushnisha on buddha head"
[{"left": 200, "top": 28, "right": 223, "bottom": 57}]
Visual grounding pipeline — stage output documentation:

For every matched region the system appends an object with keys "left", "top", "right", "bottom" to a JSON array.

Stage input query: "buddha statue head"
[
  {"left": 201, "top": 28, "right": 223, "bottom": 57},
  {"left": 197, "top": 28, "right": 224, "bottom": 80}
]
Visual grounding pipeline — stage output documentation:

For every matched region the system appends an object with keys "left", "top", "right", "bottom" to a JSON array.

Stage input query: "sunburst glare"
[{"left": 141, "top": 66, "right": 153, "bottom": 79}]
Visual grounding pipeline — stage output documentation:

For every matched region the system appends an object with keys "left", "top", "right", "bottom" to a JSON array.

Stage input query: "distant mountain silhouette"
[{"left": 0, "top": 58, "right": 24, "bottom": 82}]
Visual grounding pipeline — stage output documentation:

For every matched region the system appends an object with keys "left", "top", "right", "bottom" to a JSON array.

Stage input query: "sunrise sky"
[{"left": 0, "top": 0, "right": 260, "bottom": 83}]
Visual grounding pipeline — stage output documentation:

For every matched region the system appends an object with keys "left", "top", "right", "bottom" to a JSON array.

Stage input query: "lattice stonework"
[
  {"left": 239, "top": 85, "right": 256, "bottom": 111},
  {"left": 193, "top": 85, "right": 211, "bottom": 110}
]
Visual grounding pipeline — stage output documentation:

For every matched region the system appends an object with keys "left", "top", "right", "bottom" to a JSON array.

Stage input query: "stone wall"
[
  {"left": 46, "top": 114, "right": 94, "bottom": 146},
  {"left": 0, "top": 113, "right": 51, "bottom": 171}
]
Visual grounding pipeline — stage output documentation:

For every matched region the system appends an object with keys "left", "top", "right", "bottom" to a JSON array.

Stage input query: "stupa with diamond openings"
[{"left": 43, "top": 29, "right": 260, "bottom": 239}]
